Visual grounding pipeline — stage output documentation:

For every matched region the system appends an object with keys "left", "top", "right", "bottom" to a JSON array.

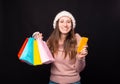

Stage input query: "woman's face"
[{"left": 58, "top": 16, "right": 72, "bottom": 34}]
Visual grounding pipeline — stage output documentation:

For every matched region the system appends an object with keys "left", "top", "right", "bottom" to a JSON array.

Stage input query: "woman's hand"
[
  {"left": 32, "top": 31, "right": 43, "bottom": 40},
  {"left": 76, "top": 46, "right": 88, "bottom": 59}
]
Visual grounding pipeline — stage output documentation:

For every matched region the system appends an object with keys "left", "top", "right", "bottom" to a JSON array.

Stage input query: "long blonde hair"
[{"left": 47, "top": 21, "right": 77, "bottom": 59}]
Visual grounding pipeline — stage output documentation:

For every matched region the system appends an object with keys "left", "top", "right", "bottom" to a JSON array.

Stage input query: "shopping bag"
[
  {"left": 19, "top": 37, "right": 34, "bottom": 65},
  {"left": 36, "top": 38, "right": 54, "bottom": 64},
  {"left": 42, "top": 41, "right": 55, "bottom": 64},
  {"left": 17, "top": 38, "right": 28, "bottom": 58},
  {"left": 18, "top": 37, "right": 54, "bottom": 65},
  {"left": 33, "top": 40, "right": 42, "bottom": 65},
  {"left": 77, "top": 37, "right": 88, "bottom": 53}
]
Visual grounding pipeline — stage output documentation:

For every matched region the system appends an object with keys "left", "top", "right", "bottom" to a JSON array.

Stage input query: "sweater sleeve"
[
  {"left": 75, "top": 56, "right": 86, "bottom": 73},
  {"left": 74, "top": 33, "right": 86, "bottom": 73}
]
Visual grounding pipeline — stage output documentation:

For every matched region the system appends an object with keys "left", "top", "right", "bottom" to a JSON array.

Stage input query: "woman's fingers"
[
  {"left": 38, "top": 33, "right": 43, "bottom": 39},
  {"left": 32, "top": 31, "right": 43, "bottom": 39},
  {"left": 81, "top": 47, "right": 88, "bottom": 55},
  {"left": 77, "top": 47, "right": 88, "bottom": 58}
]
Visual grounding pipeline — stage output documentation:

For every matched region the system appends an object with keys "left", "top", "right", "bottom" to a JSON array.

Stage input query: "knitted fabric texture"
[{"left": 53, "top": 10, "right": 76, "bottom": 29}]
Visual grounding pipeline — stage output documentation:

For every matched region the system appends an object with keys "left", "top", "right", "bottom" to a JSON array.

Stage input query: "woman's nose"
[{"left": 63, "top": 22, "right": 67, "bottom": 26}]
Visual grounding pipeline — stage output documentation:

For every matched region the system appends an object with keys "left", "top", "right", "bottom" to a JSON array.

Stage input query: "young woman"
[{"left": 33, "top": 10, "right": 88, "bottom": 84}]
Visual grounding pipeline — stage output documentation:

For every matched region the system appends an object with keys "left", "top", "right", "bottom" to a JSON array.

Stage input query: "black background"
[{"left": 1, "top": 0, "right": 120, "bottom": 84}]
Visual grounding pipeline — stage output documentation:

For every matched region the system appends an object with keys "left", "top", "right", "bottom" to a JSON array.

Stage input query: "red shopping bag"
[{"left": 17, "top": 38, "right": 28, "bottom": 58}]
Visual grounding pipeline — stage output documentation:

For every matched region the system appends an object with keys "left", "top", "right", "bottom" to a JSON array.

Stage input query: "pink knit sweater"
[{"left": 50, "top": 33, "right": 86, "bottom": 84}]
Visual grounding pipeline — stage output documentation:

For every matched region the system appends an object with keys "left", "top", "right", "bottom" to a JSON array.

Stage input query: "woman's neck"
[{"left": 59, "top": 34, "right": 67, "bottom": 44}]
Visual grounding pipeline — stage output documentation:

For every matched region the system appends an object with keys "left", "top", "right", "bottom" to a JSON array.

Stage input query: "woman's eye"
[
  {"left": 67, "top": 21, "right": 71, "bottom": 23},
  {"left": 60, "top": 20, "right": 64, "bottom": 23}
]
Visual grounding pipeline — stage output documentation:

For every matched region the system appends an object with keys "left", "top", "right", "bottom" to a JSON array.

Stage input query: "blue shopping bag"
[{"left": 19, "top": 37, "right": 34, "bottom": 65}]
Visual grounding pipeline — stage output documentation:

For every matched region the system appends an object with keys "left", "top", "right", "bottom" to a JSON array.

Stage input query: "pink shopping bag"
[{"left": 36, "top": 38, "right": 54, "bottom": 64}]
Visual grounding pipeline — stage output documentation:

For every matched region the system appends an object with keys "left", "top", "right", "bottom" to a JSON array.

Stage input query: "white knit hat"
[{"left": 53, "top": 10, "right": 76, "bottom": 29}]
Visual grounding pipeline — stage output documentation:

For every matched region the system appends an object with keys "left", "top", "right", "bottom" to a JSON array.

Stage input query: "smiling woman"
[{"left": 32, "top": 10, "right": 88, "bottom": 84}]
